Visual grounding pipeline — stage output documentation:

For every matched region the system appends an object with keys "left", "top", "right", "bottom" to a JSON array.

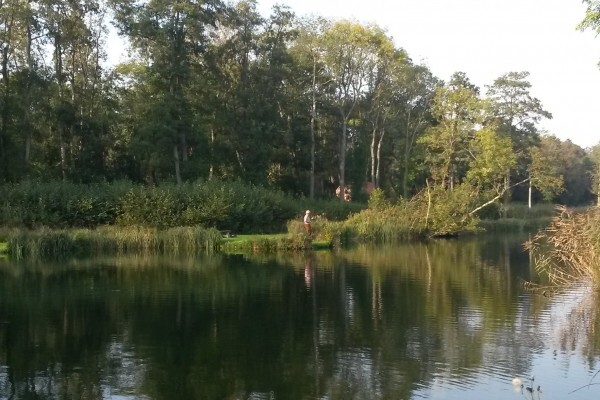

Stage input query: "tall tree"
[
  {"left": 528, "top": 135, "right": 564, "bottom": 207},
  {"left": 485, "top": 71, "right": 551, "bottom": 207},
  {"left": 391, "top": 63, "right": 437, "bottom": 198},
  {"left": 110, "top": 0, "right": 222, "bottom": 184},
  {"left": 321, "top": 20, "right": 383, "bottom": 200},
  {"left": 289, "top": 16, "right": 329, "bottom": 198},
  {"left": 363, "top": 44, "right": 404, "bottom": 189},
  {"left": 588, "top": 143, "right": 600, "bottom": 206},
  {"left": 419, "top": 72, "right": 481, "bottom": 190}
]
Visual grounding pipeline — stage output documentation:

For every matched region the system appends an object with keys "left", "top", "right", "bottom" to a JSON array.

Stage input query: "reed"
[
  {"left": 478, "top": 218, "right": 550, "bottom": 233},
  {"left": 502, "top": 202, "right": 559, "bottom": 220},
  {"left": 159, "top": 226, "right": 222, "bottom": 253},
  {"left": 3, "top": 226, "right": 222, "bottom": 259},
  {"left": 340, "top": 200, "right": 427, "bottom": 243},
  {"left": 526, "top": 206, "right": 600, "bottom": 287}
]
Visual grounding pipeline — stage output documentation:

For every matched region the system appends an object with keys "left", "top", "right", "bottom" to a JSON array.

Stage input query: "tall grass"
[
  {"left": 220, "top": 234, "right": 313, "bottom": 253},
  {"left": 2, "top": 226, "right": 222, "bottom": 259},
  {"left": 501, "top": 203, "right": 557, "bottom": 220},
  {"left": 526, "top": 206, "right": 600, "bottom": 287}
]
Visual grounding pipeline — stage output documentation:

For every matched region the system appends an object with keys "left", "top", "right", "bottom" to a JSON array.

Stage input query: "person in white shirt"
[{"left": 303, "top": 210, "right": 312, "bottom": 239}]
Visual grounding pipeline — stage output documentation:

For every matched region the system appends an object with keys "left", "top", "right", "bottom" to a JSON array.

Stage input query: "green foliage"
[
  {"left": 419, "top": 73, "right": 482, "bottom": 188},
  {"left": 0, "top": 0, "right": 594, "bottom": 211},
  {"left": 529, "top": 135, "right": 565, "bottom": 201},
  {"left": 467, "top": 129, "right": 515, "bottom": 190},
  {"left": 0, "top": 180, "right": 131, "bottom": 228},
  {"left": 421, "top": 183, "right": 480, "bottom": 236},
  {"left": 0, "top": 180, "right": 361, "bottom": 234},
  {"left": 579, "top": 1, "right": 600, "bottom": 35},
  {"left": 368, "top": 188, "right": 390, "bottom": 210},
  {"left": 341, "top": 182, "right": 486, "bottom": 241},
  {"left": 219, "top": 233, "right": 321, "bottom": 253}
]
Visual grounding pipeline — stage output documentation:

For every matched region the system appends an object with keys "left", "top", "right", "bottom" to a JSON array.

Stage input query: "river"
[{"left": 0, "top": 234, "right": 599, "bottom": 399}]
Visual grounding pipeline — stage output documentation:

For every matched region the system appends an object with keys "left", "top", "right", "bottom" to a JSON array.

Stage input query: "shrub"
[{"left": 367, "top": 188, "right": 390, "bottom": 210}]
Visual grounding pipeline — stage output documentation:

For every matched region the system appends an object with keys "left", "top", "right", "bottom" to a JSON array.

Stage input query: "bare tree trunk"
[
  {"left": 55, "top": 34, "right": 68, "bottom": 181},
  {"left": 236, "top": 149, "right": 245, "bottom": 174},
  {"left": 60, "top": 140, "right": 67, "bottom": 181},
  {"left": 425, "top": 179, "right": 431, "bottom": 228},
  {"left": 24, "top": 11, "right": 33, "bottom": 167},
  {"left": 370, "top": 126, "right": 377, "bottom": 186},
  {"left": 503, "top": 171, "right": 511, "bottom": 217},
  {"left": 339, "top": 117, "right": 347, "bottom": 201},
  {"left": 310, "top": 59, "right": 317, "bottom": 199},
  {"left": 209, "top": 125, "right": 215, "bottom": 180},
  {"left": 0, "top": 43, "right": 8, "bottom": 177},
  {"left": 376, "top": 128, "right": 385, "bottom": 188},
  {"left": 180, "top": 132, "right": 188, "bottom": 162},
  {"left": 173, "top": 145, "right": 181, "bottom": 184},
  {"left": 528, "top": 174, "right": 532, "bottom": 209}
]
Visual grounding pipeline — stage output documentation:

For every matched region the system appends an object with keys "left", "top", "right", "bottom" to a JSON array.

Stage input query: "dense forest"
[{"left": 0, "top": 0, "right": 598, "bottom": 206}]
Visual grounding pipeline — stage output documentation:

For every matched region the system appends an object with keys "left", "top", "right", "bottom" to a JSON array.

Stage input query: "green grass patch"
[
  {"left": 220, "top": 234, "right": 331, "bottom": 253},
  {"left": 0, "top": 242, "right": 8, "bottom": 258}
]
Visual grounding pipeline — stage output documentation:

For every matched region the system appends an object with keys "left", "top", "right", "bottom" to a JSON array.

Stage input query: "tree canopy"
[{"left": 0, "top": 0, "right": 594, "bottom": 207}]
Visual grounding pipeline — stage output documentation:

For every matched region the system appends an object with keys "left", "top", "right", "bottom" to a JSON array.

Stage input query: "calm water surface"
[{"left": 1, "top": 234, "right": 600, "bottom": 399}]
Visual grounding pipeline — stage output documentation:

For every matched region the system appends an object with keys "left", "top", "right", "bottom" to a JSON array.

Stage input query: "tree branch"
[{"left": 468, "top": 177, "right": 530, "bottom": 216}]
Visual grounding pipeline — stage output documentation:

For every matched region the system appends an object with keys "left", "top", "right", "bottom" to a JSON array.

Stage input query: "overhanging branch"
[{"left": 468, "top": 177, "right": 530, "bottom": 216}]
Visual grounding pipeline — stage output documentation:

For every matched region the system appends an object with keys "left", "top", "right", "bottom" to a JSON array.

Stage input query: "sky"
[{"left": 256, "top": 0, "right": 600, "bottom": 149}]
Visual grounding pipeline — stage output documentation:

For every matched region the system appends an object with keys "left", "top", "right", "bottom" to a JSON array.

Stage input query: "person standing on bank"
[{"left": 304, "top": 210, "right": 312, "bottom": 239}]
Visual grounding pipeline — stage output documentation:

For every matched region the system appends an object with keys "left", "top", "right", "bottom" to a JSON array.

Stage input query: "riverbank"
[
  {"left": 0, "top": 231, "right": 332, "bottom": 259},
  {"left": 0, "top": 203, "right": 567, "bottom": 260},
  {"left": 220, "top": 234, "right": 332, "bottom": 253}
]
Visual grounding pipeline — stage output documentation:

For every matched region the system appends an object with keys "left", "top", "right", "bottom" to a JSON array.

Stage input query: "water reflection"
[{"left": 0, "top": 235, "right": 599, "bottom": 399}]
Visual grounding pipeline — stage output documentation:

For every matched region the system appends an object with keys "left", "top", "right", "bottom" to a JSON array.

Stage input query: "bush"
[
  {"left": 0, "top": 180, "right": 130, "bottom": 228},
  {"left": 367, "top": 188, "right": 390, "bottom": 210},
  {"left": 1, "top": 180, "right": 358, "bottom": 233}
]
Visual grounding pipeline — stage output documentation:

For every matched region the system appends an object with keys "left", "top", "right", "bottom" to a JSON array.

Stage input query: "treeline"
[{"left": 0, "top": 0, "right": 598, "bottom": 206}]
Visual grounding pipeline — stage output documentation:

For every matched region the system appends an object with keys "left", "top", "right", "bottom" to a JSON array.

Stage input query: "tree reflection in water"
[{"left": 0, "top": 235, "right": 599, "bottom": 399}]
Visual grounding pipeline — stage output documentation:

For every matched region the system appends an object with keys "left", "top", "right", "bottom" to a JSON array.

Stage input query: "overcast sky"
[{"left": 256, "top": 0, "right": 600, "bottom": 149}]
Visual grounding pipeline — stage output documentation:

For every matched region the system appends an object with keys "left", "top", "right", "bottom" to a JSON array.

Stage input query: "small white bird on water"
[{"left": 512, "top": 377, "right": 523, "bottom": 392}]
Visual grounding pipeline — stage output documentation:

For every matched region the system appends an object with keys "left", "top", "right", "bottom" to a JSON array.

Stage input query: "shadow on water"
[{"left": 0, "top": 234, "right": 599, "bottom": 399}]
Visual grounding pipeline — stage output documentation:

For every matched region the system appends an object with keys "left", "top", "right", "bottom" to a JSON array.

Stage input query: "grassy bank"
[
  {"left": 0, "top": 226, "right": 222, "bottom": 259},
  {"left": 220, "top": 234, "right": 332, "bottom": 253},
  {"left": 0, "top": 228, "right": 333, "bottom": 259}
]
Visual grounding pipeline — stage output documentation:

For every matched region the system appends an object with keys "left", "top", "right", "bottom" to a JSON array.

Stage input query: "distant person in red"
[{"left": 303, "top": 210, "right": 312, "bottom": 239}]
